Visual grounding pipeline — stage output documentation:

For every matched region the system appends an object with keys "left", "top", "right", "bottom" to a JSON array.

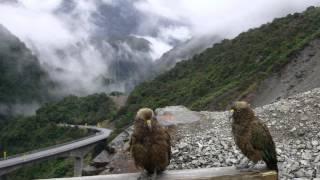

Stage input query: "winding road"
[{"left": 0, "top": 125, "right": 112, "bottom": 177}]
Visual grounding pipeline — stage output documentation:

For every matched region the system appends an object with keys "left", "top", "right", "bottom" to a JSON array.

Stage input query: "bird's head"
[
  {"left": 230, "top": 101, "right": 254, "bottom": 121},
  {"left": 136, "top": 108, "right": 155, "bottom": 131}
]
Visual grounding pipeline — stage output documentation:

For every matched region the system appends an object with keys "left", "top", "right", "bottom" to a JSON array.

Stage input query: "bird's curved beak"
[{"left": 146, "top": 119, "right": 152, "bottom": 130}]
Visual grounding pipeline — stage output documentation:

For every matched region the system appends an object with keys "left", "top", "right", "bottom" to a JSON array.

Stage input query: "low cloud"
[
  {"left": 0, "top": 0, "right": 319, "bottom": 98},
  {"left": 136, "top": 0, "right": 320, "bottom": 38}
]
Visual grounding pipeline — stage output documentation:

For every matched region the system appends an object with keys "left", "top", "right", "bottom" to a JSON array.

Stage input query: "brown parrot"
[
  {"left": 129, "top": 108, "right": 171, "bottom": 179},
  {"left": 230, "top": 101, "right": 278, "bottom": 172}
]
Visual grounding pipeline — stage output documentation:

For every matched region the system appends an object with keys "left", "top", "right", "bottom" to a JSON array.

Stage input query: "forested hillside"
[
  {"left": 115, "top": 6, "right": 320, "bottom": 128},
  {"left": 36, "top": 93, "right": 117, "bottom": 125}
]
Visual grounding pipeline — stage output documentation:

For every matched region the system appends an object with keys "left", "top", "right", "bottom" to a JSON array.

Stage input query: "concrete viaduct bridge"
[{"left": 0, "top": 125, "right": 111, "bottom": 179}]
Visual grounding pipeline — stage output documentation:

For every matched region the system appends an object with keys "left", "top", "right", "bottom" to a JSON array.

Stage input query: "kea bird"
[
  {"left": 129, "top": 108, "right": 171, "bottom": 180},
  {"left": 230, "top": 101, "right": 278, "bottom": 172}
]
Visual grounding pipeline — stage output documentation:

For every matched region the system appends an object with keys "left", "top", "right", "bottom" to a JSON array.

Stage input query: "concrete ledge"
[{"left": 43, "top": 166, "right": 277, "bottom": 180}]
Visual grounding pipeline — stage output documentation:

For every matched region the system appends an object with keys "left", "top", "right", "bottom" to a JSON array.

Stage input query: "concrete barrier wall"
[{"left": 43, "top": 166, "right": 277, "bottom": 180}]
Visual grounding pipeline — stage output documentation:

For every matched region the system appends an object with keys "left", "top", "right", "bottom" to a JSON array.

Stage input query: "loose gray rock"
[{"left": 167, "top": 88, "right": 320, "bottom": 180}]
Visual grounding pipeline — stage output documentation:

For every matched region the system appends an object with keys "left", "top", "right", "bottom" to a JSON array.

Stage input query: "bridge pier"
[
  {"left": 64, "top": 143, "right": 98, "bottom": 177},
  {"left": 74, "top": 156, "right": 84, "bottom": 177}
]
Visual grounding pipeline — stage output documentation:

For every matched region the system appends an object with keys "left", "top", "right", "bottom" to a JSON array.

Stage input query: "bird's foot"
[
  {"left": 236, "top": 163, "right": 260, "bottom": 172},
  {"left": 235, "top": 163, "right": 250, "bottom": 171},
  {"left": 137, "top": 171, "right": 149, "bottom": 180},
  {"left": 150, "top": 171, "right": 157, "bottom": 180}
]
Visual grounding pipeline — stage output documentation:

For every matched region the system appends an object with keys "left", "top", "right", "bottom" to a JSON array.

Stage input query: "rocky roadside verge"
[
  {"left": 86, "top": 88, "right": 320, "bottom": 180},
  {"left": 169, "top": 88, "right": 320, "bottom": 180}
]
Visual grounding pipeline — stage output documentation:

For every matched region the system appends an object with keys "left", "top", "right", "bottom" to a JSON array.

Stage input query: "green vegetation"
[
  {"left": 6, "top": 158, "right": 75, "bottom": 180},
  {"left": 114, "top": 6, "right": 320, "bottom": 129},
  {"left": 0, "top": 116, "right": 89, "bottom": 155},
  {"left": 36, "top": 93, "right": 117, "bottom": 125},
  {"left": 0, "top": 93, "right": 117, "bottom": 179},
  {"left": 109, "top": 91, "right": 125, "bottom": 96},
  {"left": 0, "top": 116, "right": 89, "bottom": 180}
]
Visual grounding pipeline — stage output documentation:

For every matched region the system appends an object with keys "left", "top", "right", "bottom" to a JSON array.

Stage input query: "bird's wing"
[{"left": 250, "top": 120, "right": 278, "bottom": 170}]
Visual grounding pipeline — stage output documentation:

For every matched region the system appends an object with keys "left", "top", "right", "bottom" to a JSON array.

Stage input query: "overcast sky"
[{"left": 135, "top": 0, "right": 320, "bottom": 38}]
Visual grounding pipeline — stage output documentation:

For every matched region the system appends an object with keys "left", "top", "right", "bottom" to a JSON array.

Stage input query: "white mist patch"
[
  {"left": 139, "top": 36, "right": 172, "bottom": 60},
  {"left": 159, "top": 26, "right": 191, "bottom": 44},
  {"left": 0, "top": 0, "right": 190, "bottom": 96},
  {"left": 136, "top": 0, "right": 320, "bottom": 37},
  {"left": 0, "top": 4, "right": 74, "bottom": 47},
  {"left": 0, "top": 102, "right": 40, "bottom": 116},
  {"left": 134, "top": 0, "right": 183, "bottom": 21},
  {"left": 0, "top": 0, "right": 121, "bottom": 96},
  {"left": 21, "top": 0, "right": 62, "bottom": 12}
]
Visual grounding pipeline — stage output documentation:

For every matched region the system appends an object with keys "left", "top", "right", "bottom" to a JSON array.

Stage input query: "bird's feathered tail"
[
  {"left": 263, "top": 149, "right": 278, "bottom": 172},
  {"left": 250, "top": 121, "right": 279, "bottom": 173}
]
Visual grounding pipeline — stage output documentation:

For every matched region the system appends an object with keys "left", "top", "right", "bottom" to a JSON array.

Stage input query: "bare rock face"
[
  {"left": 156, "top": 106, "right": 201, "bottom": 126},
  {"left": 90, "top": 150, "right": 112, "bottom": 168},
  {"left": 97, "top": 126, "right": 139, "bottom": 175},
  {"left": 83, "top": 165, "right": 105, "bottom": 176},
  {"left": 252, "top": 38, "right": 320, "bottom": 107},
  {"left": 108, "top": 126, "right": 134, "bottom": 150}
]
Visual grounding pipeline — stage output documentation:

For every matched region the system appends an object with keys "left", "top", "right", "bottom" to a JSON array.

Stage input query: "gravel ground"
[{"left": 166, "top": 88, "right": 320, "bottom": 180}]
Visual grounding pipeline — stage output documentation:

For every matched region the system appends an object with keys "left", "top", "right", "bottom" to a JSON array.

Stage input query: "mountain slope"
[
  {"left": 0, "top": 0, "right": 189, "bottom": 95},
  {"left": 0, "top": 24, "right": 54, "bottom": 119},
  {"left": 114, "top": 6, "right": 320, "bottom": 127},
  {"left": 155, "top": 34, "right": 221, "bottom": 73},
  {"left": 251, "top": 38, "right": 320, "bottom": 107},
  {"left": 36, "top": 93, "right": 117, "bottom": 125}
]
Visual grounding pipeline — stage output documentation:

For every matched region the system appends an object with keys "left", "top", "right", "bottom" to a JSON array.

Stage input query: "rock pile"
[{"left": 168, "top": 88, "right": 320, "bottom": 180}]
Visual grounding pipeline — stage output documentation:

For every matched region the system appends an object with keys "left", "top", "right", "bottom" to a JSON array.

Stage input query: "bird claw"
[
  {"left": 137, "top": 171, "right": 157, "bottom": 180},
  {"left": 236, "top": 163, "right": 261, "bottom": 172},
  {"left": 236, "top": 164, "right": 259, "bottom": 172},
  {"left": 235, "top": 164, "right": 250, "bottom": 170},
  {"left": 151, "top": 171, "right": 157, "bottom": 180},
  {"left": 137, "top": 171, "right": 149, "bottom": 180}
]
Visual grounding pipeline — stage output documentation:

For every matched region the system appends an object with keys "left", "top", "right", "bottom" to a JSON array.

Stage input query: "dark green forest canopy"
[{"left": 36, "top": 93, "right": 117, "bottom": 125}]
